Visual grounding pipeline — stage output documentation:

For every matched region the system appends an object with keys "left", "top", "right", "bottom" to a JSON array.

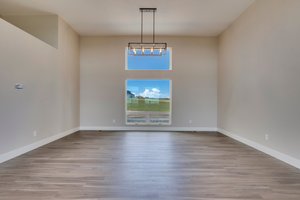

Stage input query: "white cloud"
[
  {"left": 139, "top": 88, "right": 160, "bottom": 98},
  {"left": 152, "top": 88, "right": 160, "bottom": 93}
]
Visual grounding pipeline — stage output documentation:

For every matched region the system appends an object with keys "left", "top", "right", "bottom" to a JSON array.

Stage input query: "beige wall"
[
  {"left": 58, "top": 18, "right": 80, "bottom": 130},
  {"left": 80, "top": 36, "right": 218, "bottom": 130},
  {"left": 218, "top": 0, "right": 300, "bottom": 160},
  {"left": 0, "top": 17, "right": 79, "bottom": 155},
  {"left": 2, "top": 0, "right": 299, "bottom": 166},
  {"left": 2, "top": 15, "right": 59, "bottom": 48}
]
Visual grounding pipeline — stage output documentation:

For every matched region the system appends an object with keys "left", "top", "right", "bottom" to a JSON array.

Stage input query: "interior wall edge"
[
  {"left": 80, "top": 126, "right": 218, "bottom": 132},
  {"left": 0, "top": 127, "right": 79, "bottom": 164},
  {"left": 218, "top": 128, "right": 300, "bottom": 170},
  {"left": 2, "top": 127, "right": 300, "bottom": 170}
]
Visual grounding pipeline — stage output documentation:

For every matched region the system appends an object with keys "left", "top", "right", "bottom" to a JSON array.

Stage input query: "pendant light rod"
[
  {"left": 141, "top": 9, "right": 143, "bottom": 43},
  {"left": 128, "top": 8, "right": 166, "bottom": 56},
  {"left": 153, "top": 9, "right": 155, "bottom": 43},
  {"left": 139, "top": 8, "right": 157, "bottom": 44}
]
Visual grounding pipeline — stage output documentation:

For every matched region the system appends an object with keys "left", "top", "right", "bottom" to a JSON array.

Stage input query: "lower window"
[{"left": 126, "top": 79, "right": 171, "bottom": 125}]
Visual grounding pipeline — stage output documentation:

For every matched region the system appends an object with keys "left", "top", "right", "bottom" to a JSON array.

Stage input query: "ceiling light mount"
[
  {"left": 139, "top": 8, "right": 157, "bottom": 12},
  {"left": 128, "top": 8, "right": 167, "bottom": 56}
]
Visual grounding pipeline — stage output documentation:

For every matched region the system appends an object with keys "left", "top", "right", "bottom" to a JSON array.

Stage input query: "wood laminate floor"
[{"left": 0, "top": 131, "right": 300, "bottom": 200}]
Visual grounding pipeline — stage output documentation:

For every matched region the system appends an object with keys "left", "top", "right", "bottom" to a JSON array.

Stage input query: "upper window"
[{"left": 126, "top": 48, "right": 172, "bottom": 70}]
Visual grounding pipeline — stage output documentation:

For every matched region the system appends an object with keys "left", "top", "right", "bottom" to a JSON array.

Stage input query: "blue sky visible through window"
[
  {"left": 127, "top": 80, "right": 170, "bottom": 99},
  {"left": 127, "top": 49, "right": 171, "bottom": 70}
]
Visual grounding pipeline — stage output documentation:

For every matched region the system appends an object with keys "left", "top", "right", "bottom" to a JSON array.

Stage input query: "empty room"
[{"left": 0, "top": 0, "right": 300, "bottom": 199}]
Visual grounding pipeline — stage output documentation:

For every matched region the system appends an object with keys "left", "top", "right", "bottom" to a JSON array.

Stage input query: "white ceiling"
[{"left": 0, "top": 0, "right": 255, "bottom": 36}]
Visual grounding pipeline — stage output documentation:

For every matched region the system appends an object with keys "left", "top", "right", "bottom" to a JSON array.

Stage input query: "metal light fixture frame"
[{"left": 128, "top": 8, "right": 167, "bottom": 56}]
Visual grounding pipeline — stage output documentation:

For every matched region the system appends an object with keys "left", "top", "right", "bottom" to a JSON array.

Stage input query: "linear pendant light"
[{"left": 128, "top": 8, "right": 167, "bottom": 56}]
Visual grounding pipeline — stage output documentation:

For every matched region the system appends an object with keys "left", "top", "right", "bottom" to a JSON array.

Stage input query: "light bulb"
[
  {"left": 142, "top": 47, "right": 145, "bottom": 54},
  {"left": 159, "top": 48, "right": 162, "bottom": 53},
  {"left": 151, "top": 47, "right": 154, "bottom": 53}
]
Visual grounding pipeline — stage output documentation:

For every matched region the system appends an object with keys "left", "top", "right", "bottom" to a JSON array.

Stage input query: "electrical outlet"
[
  {"left": 265, "top": 134, "right": 269, "bottom": 141},
  {"left": 33, "top": 131, "right": 37, "bottom": 137},
  {"left": 112, "top": 119, "right": 116, "bottom": 124},
  {"left": 189, "top": 120, "right": 192, "bottom": 124}
]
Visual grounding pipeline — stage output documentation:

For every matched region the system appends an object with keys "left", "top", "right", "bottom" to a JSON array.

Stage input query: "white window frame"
[{"left": 125, "top": 79, "right": 172, "bottom": 126}]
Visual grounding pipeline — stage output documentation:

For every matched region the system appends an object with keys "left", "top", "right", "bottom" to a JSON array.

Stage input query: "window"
[
  {"left": 126, "top": 48, "right": 172, "bottom": 70},
  {"left": 126, "top": 80, "right": 171, "bottom": 125}
]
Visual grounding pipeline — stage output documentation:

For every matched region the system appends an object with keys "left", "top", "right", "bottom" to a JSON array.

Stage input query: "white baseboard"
[
  {"left": 0, "top": 127, "right": 79, "bottom": 164},
  {"left": 5, "top": 127, "right": 298, "bottom": 170},
  {"left": 218, "top": 128, "right": 300, "bottom": 170},
  {"left": 80, "top": 126, "right": 218, "bottom": 132}
]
